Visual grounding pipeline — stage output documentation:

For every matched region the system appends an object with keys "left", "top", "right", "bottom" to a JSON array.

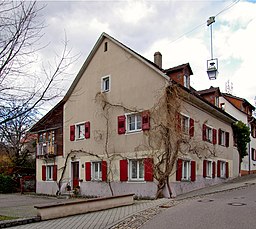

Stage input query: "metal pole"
[{"left": 210, "top": 24, "right": 213, "bottom": 60}]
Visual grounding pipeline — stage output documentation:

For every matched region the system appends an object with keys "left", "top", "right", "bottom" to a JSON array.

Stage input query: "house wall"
[{"left": 36, "top": 36, "right": 239, "bottom": 197}]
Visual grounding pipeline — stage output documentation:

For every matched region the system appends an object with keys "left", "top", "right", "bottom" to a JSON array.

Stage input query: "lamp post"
[{"left": 207, "top": 16, "right": 218, "bottom": 80}]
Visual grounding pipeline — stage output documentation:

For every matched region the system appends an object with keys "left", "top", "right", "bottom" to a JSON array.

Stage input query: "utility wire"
[{"left": 169, "top": 0, "right": 240, "bottom": 44}]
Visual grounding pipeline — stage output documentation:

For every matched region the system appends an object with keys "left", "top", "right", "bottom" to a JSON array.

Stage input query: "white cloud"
[
  {"left": 115, "top": 0, "right": 155, "bottom": 24},
  {"left": 34, "top": 0, "right": 256, "bottom": 109}
]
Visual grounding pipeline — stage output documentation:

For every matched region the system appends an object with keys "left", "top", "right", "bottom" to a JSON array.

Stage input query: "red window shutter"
[
  {"left": 120, "top": 159, "right": 128, "bottom": 181},
  {"left": 102, "top": 161, "right": 107, "bottom": 181},
  {"left": 142, "top": 111, "right": 150, "bottom": 131},
  {"left": 213, "top": 129, "right": 217, "bottom": 145},
  {"left": 212, "top": 161, "right": 216, "bottom": 178},
  {"left": 176, "top": 112, "right": 181, "bottom": 131},
  {"left": 203, "top": 160, "right": 207, "bottom": 178},
  {"left": 70, "top": 125, "right": 75, "bottom": 141},
  {"left": 118, "top": 115, "right": 126, "bottom": 135},
  {"left": 85, "top": 121, "right": 90, "bottom": 139},
  {"left": 225, "top": 132, "right": 230, "bottom": 147},
  {"left": 144, "top": 158, "right": 153, "bottom": 181},
  {"left": 85, "top": 162, "right": 91, "bottom": 181},
  {"left": 191, "top": 161, "right": 196, "bottom": 182},
  {"left": 42, "top": 165, "right": 46, "bottom": 181},
  {"left": 217, "top": 160, "right": 221, "bottom": 177},
  {"left": 202, "top": 124, "right": 206, "bottom": 141},
  {"left": 218, "top": 129, "right": 221, "bottom": 145},
  {"left": 189, "top": 118, "right": 194, "bottom": 137},
  {"left": 226, "top": 162, "right": 229, "bottom": 178},
  {"left": 53, "top": 165, "right": 57, "bottom": 181},
  {"left": 176, "top": 159, "right": 182, "bottom": 181}
]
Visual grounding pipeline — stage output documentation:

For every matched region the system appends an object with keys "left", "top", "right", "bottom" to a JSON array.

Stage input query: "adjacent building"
[{"left": 198, "top": 87, "right": 256, "bottom": 175}]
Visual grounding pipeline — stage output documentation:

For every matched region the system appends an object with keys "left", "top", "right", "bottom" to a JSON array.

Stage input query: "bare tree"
[
  {"left": 0, "top": 0, "right": 77, "bottom": 125},
  {"left": 0, "top": 102, "right": 38, "bottom": 169}
]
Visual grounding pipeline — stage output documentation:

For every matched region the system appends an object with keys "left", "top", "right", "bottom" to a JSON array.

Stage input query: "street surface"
[{"left": 141, "top": 184, "right": 256, "bottom": 229}]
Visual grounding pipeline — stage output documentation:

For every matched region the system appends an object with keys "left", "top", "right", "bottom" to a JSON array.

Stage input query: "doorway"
[{"left": 71, "top": 161, "right": 79, "bottom": 189}]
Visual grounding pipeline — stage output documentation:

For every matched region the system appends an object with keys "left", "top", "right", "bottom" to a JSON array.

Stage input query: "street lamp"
[{"left": 207, "top": 16, "right": 218, "bottom": 80}]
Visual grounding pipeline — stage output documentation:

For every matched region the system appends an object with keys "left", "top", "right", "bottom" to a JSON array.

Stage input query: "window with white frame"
[
  {"left": 46, "top": 165, "right": 54, "bottom": 181},
  {"left": 76, "top": 123, "right": 85, "bottom": 140},
  {"left": 184, "top": 75, "right": 189, "bottom": 88},
  {"left": 101, "top": 75, "right": 110, "bottom": 93},
  {"left": 219, "top": 129, "right": 226, "bottom": 146},
  {"left": 92, "top": 161, "right": 102, "bottom": 180},
  {"left": 127, "top": 113, "right": 142, "bottom": 133},
  {"left": 181, "top": 114, "right": 189, "bottom": 134},
  {"left": 220, "top": 161, "right": 226, "bottom": 178},
  {"left": 206, "top": 126, "right": 213, "bottom": 142},
  {"left": 182, "top": 160, "right": 190, "bottom": 180},
  {"left": 206, "top": 161, "right": 213, "bottom": 177},
  {"left": 129, "top": 159, "right": 144, "bottom": 180}
]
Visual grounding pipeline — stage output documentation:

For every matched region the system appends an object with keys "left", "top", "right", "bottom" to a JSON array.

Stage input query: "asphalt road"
[{"left": 141, "top": 184, "right": 256, "bottom": 229}]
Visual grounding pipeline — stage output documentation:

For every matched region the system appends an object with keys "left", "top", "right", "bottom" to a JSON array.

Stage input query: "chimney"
[{"left": 154, "top": 51, "right": 162, "bottom": 69}]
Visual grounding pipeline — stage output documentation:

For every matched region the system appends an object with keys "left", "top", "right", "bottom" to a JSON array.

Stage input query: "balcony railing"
[{"left": 37, "top": 142, "right": 57, "bottom": 156}]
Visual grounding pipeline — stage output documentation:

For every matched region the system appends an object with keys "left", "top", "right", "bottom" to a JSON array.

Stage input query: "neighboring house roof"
[
  {"left": 30, "top": 100, "right": 64, "bottom": 133},
  {"left": 164, "top": 63, "right": 193, "bottom": 76},
  {"left": 20, "top": 133, "right": 37, "bottom": 144},
  {"left": 222, "top": 93, "right": 255, "bottom": 111},
  {"left": 197, "top": 86, "right": 221, "bottom": 96}
]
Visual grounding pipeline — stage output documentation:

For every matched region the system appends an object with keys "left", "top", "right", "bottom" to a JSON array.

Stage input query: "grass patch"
[{"left": 0, "top": 215, "right": 18, "bottom": 221}]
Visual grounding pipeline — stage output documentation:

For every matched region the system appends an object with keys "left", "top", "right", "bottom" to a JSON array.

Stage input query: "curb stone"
[{"left": 0, "top": 217, "right": 41, "bottom": 228}]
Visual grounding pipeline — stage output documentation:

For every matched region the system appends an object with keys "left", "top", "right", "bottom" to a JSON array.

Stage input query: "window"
[
  {"left": 129, "top": 159, "right": 144, "bottom": 180},
  {"left": 184, "top": 75, "right": 189, "bottom": 88},
  {"left": 76, "top": 123, "right": 85, "bottom": 140},
  {"left": 104, "top": 42, "right": 108, "bottom": 52},
  {"left": 206, "top": 126, "right": 213, "bottom": 142},
  {"left": 127, "top": 113, "right": 142, "bottom": 132},
  {"left": 251, "top": 125, "right": 256, "bottom": 138},
  {"left": 252, "top": 148, "right": 256, "bottom": 161},
  {"left": 92, "top": 161, "right": 102, "bottom": 180},
  {"left": 182, "top": 160, "right": 191, "bottom": 180},
  {"left": 220, "top": 161, "right": 226, "bottom": 178},
  {"left": 203, "top": 160, "right": 215, "bottom": 178},
  {"left": 219, "top": 129, "right": 225, "bottom": 146},
  {"left": 181, "top": 114, "right": 189, "bottom": 134},
  {"left": 203, "top": 124, "right": 217, "bottom": 144},
  {"left": 101, "top": 75, "right": 110, "bottom": 92},
  {"left": 46, "top": 165, "right": 54, "bottom": 181},
  {"left": 220, "top": 103, "right": 225, "bottom": 110},
  {"left": 217, "top": 160, "right": 228, "bottom": 178},
  {"left": 215, "top": 97, "right": 219, "bottom": 106}
]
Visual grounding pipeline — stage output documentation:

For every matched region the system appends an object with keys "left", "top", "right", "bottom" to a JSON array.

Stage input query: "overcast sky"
[{"left": 37, "top": 0, "right": 256, "bottom": 107}]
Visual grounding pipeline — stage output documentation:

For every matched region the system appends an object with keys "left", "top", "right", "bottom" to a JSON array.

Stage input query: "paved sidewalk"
[
  {"left": 3, "top": 198, "right": 169, "bottom": 229},
  {"left": 1, "top": 174, "right": 256, "bottom": 229}
]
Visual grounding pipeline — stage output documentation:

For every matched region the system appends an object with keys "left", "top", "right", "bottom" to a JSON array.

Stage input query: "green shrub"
[{"left": 0, "top": 174, "right": 17, "bottom": 193}]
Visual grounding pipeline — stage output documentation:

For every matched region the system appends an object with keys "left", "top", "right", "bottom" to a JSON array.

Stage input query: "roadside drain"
[
  {"left": 197, "top": 199, "right": 214, "bottom": 203},
  {"left": 228, "top": 202, "right": 247, "bottom": 206}
]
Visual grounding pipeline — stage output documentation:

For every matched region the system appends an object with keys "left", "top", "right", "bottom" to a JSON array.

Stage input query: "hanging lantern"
[
  {"left": 206, "top": 16, "right": 218, "bottom": 80},
  {"left": 207, "top": 58, "right": 218, "bottom": 80}
]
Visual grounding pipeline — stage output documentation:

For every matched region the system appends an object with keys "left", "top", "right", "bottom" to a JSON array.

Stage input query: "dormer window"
[{"left": 184, "top": 75, "right": 189, "bottom": 88}]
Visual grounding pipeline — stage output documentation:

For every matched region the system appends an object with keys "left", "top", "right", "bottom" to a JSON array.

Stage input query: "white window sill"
[
  {"left": 126, "top": 130, "right": 142, "bottom": 135},
  {"left": 127, "top": 180, "right": 146, "bottom": 183}
]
